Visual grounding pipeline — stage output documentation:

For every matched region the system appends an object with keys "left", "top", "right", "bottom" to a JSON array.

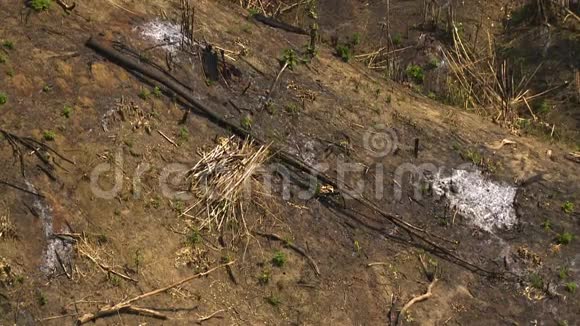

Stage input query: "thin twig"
[
  {"left": 197, "top": 308, "right": 227, "bottom": 323},
  {"left": 157, "top": 130, "right": 179, "bottom": 147}
]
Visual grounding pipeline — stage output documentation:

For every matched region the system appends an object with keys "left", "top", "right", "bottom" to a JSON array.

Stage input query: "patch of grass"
[
  {"left": 558, "top": 266, "right": 569, "bottom": 280},
  {"left": 284, "top": 103, "right": 300, "bottom": 115},
  {"left": 172, "top": 200, "right": 185, "bottom": 214},
  {"left": 108, "top": 274, "right": 120, "bottom": 287},
  {"left": 529, "top": 273, "right": 544, "bottom": 289},
  {"left": 42, "top": 130, "right": 56, "bottom": 141},
  {"left": 247, "top": 7, "right": 260, "bottom": 17},
  {"left": 30, "top": 0, "right": 51, "bottom": 11},
  {"left": 241, "top": 115, "right": 252, "bottom": 129},
  {"left": 534, "top": 100, "right": 550, "bottom": 115},
  {"left": 265, "top": 101, "right": 276, "bottom": 114},
  {"left": 426, "top": 55, "right": 440, "bottom": 69},
  {"left": 42, "top": 85, "right": 52, "bottom": 93},
  {"left": 178, "top": 127, "right": 189, "bottom": 141},
  {"left": 186, "top": 229, "right": 201, "bottom": 246},
  {"left": 265, "top": 294, "right": 281, "bottom": 306},
  {"left": 336, "top": 44, "right": 352, "bottom": 62},
  {"left": 558, "top": 321, "right": 569, "bottom": 326},
  {"left": 392, "top": 34, "right": 402, "bottom": 46},
  {"left": 62, "top": 105, "right": 73, "bottom": 118},
  {"left": 0, "top": 54, "right": 6, "bottom": 64},
  {"left": 406, "top": 64, "right": 425, "bottom": 84},
  {"left": 133, "top": 249, "right": 144, "bottom": 271},
  {"left": 37, "top": 291, "right": 47, "bottom": 306},
  {"left": 562, "top": 201, "right": 574, "bottom": 214},
  {"left": 541, "top": 219, "right": 552, "bottom": 231},
  {"left": 351, "top": 32, "right": 361, "bottom": 47},
  {"left": 241, "top": 24, "right": 253, "bottom": 34},
  {"left": 272, "top": 251, "right": 286, "bottom": 267},
  {"left": 556, "top": 232, "right": 574, "bottom": 245},
  {"left": 565, "top": 282, "right": 577, "bottom": 294},
  {"left": 138, "top": 88, "right": 151, "bottom": 100},
  {"left": 258, "top": 269, "right": 271, "bottom": 285},
  {"left": 509, "top": 4, "right": 533, "bottom": 26},
  {"left": 152, "top": 86, "right": 162, "bottom": 97},
  {"left": 0, "top": 93, "right": 7, "bottom": 105},
  {"left": 2, "top": 40, "right": 14, "bottom": 49}
]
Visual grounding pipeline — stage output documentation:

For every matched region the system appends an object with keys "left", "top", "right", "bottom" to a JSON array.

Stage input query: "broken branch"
[{"left": 75, "top": 261, "right": 234, "bottom": 325}]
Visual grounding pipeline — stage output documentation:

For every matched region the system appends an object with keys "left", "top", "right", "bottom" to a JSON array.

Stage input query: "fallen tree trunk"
[{"left": 253, "top": 14, "right": 309, "bottom": 35}]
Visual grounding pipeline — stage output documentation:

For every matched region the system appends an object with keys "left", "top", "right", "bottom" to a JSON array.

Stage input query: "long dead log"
[
  {"left": 85, "top": 37, "right": 504, "bottom": 279},
  {"left": 253, "top": 14, "right": 309, "bottom": 35}
]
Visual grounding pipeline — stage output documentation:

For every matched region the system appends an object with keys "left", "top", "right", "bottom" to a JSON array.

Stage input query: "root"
[{"left": 396, "top": 278, "right": 438, "bottom": 325}]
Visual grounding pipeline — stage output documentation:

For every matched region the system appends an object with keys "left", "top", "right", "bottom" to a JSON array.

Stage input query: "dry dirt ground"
[{"left": 0, "top": 0, "right": 579, "bottom": 325}]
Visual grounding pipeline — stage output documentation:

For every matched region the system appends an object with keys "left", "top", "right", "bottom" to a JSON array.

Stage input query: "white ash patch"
[
  {"left": 137, "top": 19, "right": 183, "bottom": 54},
  {"left": 432, "top": 169, "right": 518, "bottom": 232},
  {"left": 25, "top": 182, "right": 73, "bottom": 276}
]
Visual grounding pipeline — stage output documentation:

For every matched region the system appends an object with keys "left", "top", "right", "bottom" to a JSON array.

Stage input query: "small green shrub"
[
  {"left": 258, "top": 269, "right": 271, "bottom": 285},
  {"left": 350, "top": 33, "right": 361, "bottom": 46},
  {"left": 265, "top": 101, "right": 276, "bottom": 114},
  {"left": 37, "top": 291, "right": 48, "bottom": 306},
  {"left": 427, "top": 56, "right": 440, "bottom": 69},
  {"left": 42, "top": 130, "right": 56, "bottom": 141},
  {"left": 534, "top": 100, "right": 550, "bottom": 115},
  {"left": 272, "top": 251, "right": 286, "bottom": 267},
  {"left": 562, "top": 201, "right": 574, "bottom": 214},
  {"left": 0, "top": 54, "right": 6, "bottom": 64},
  {"left": 62, "top": 105, "right": 73, "bottom": 118},
  {"left": 558, "top": 266, "right": 569, "bottom": 280},
  {"left": 152, "top": 86, "right": 162, "bottom": 97},
  {"left": 187, "top": 229, "right": 201, "bottom": 246},
  {"left": 280, "top": 49, "right": 299, "bottom": 70},
  {"left": 241, "top": 115, "right": 252, "bottom": 129},
  {"left": 0, "top": 93, "right": 7, "bottom": 105},
  {"left": 138, "top": 88, "right": 150, "bottom": 100},
  {"left": 108, "top": 274, "right": 120, "bottom": 287},
  {"left": 392, "top": 34, "right": 402, "bottom": 46},
  {"left": 265, "top": 294, "right": 281, "bottom": 306},
  {"left": 529, "top": 273, "right": 544, "bottom": 289},
  {"left": 178, "top": 127, "right": 189, "bottom": 140},
  {"left": 509, "top": 4, "right": 533, "bottom": 26},
  {"left": 247, "top": 7, "right": 260, "bottom": 17},
  {"left": 42, "top": 85, "right": 52, "bottom": 92},
  {"left": 565, "top": 282, "right": 577, "bottom": 294},
  {"left": 406, "top": 64, "right": 425, "bottom": 84},
  {"left": 336, "top": 44, "right": 351, "bottom": 62},
  {"left": 30, "top": 0, "right": 52, "bottom": 11},
  {"left": 2, "top": 40, "right": 14, "bottom": 49},
  {"left": 284, "top": 103, "right": 299, "bottom": 115},
  {"left": 557, "top": 232, "right": 574, "bottom": 245},
  {"left": 541, "top": 219, "right": 552, "bottom": 231}
]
